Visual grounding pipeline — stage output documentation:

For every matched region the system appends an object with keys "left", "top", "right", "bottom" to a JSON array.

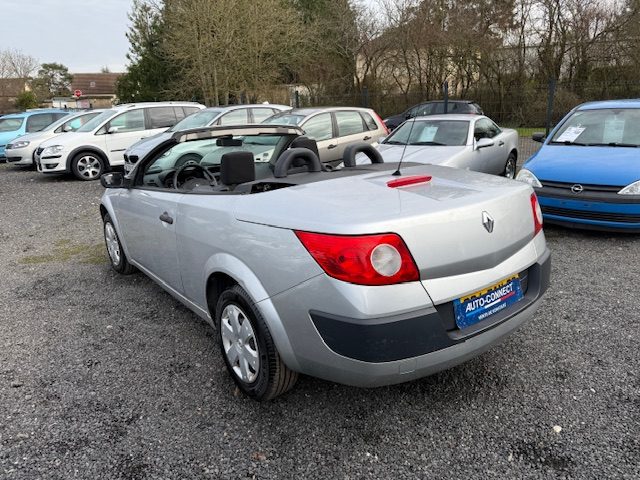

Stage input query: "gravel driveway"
[{"left": 0, "top": 163, "right": 638, "bottom": 479}]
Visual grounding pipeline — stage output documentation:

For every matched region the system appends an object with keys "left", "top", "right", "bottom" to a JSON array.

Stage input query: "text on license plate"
[{"left": 453, "top": 275, "right": 523, "bottom": 329}]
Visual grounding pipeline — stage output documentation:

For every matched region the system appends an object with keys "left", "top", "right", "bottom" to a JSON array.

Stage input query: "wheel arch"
[
  {"left": 66, "top": 145, "right": 111, "bottom": 172},
  {"left": 203, "top": 254, "right": 299, "bottom": 371}
]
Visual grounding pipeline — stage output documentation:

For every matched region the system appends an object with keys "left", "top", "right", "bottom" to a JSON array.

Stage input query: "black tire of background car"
[
  {"left": 103, "top": 213, "right": 136, "bottom": 275},
  {"left": 503, "top": 152, "right": 517, "bottom": 179},
  {"left": 71, "top": 151, "right": 105, "bottom": 181},
  {"left": 216, "top": 285, "right": 298, "bottom": 401}
]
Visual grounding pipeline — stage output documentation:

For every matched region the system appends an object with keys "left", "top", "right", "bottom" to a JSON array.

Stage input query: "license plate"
[{"left": 453, "top": 275, "right": 523, "bottom": 329}]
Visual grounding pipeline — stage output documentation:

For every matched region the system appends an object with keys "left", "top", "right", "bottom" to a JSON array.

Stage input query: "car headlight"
[
  {"left": 41, "top": 145, "right": 64, "bottom": 156},
  {"left": 516, "top": 168, "right": 542, "bottom": 188},
  {"left": 618, "top": 180, "right": 640, "bottom": 195},
  {"left": 7, "top": 140, "right": 29, "bottom": 149}
]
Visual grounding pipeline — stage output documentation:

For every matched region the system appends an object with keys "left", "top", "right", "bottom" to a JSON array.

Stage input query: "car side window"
[
  {"left": 26, "top": 113, "right": 54, "bottom": 132},
  {"left": 252, "top": 108, "right": 276, "bottom": 123},
  {"left": 487, "top": 119, "right": 501, "bottom": 137},
  {"left": 361, "top": 112, "right": 378, "bottom": 131},
  {"left": 301, "top": 113, "right": 333, "bottom": 141},
  {"left": 148, "top": 107, "right": 177, "bottom": 129},
  {"left": 416, "top": 104, "right": 434, "bottom": 116},
  {"left": 335, "top": 111, "right": 365, "bottom": 137},
  {"left": 109, "top": 109, "right": 146, "bottom": 132},
  {"left": 474, "top": 119, "right": 490, "bottom": 140},
  {"left": 219, "top": 109, "right": 248, "bottom": 126},
  {"left": 183, "top": 107, "right": 201, "bottom": 116},
  {"left": 59, "top": 114, "right": 93, "bottom": 133}
]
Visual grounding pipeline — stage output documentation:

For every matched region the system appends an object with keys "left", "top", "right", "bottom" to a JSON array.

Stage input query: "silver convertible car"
[
  {"left": 359, "top": 115, "right": 519, "bottom": 178},
  {"left": 100, "top": 125, "right": 551, "bottom": 400}
]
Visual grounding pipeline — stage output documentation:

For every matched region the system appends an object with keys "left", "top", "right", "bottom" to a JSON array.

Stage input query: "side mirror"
[
  {"left": 62, "top": 124, "right": 73, "bottom": 132},
  {"left": 532, "top": 132, "right": 546, "bottom": 143},
  {"left": 475, "top": 138, "right": 495, "bottom": 150},
  {"left": 108, "top": 126, "right": 121, "bottom": 134},
  {"left": 404, "top": 112, "right": 411, "bottom": 119},
  {"left": 100, "top": 172, "right": 126, "bottom": 188}
]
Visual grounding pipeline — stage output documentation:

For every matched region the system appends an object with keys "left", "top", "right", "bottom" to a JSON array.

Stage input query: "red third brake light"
[
  {"left": 530, "top": 193, "right": 543, "bottom": 235},
  {"left": 294, "top": 231, "right": 419, "bottom": 286}
]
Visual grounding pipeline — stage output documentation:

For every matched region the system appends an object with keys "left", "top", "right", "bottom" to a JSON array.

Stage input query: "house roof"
[{"left": 71, "top": 73, "right": 123, "bottom": 96}]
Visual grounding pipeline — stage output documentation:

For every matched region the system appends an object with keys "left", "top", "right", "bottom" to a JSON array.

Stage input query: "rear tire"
[
  {"left": 503, "top": 152, "right": 517, "bottom": 179},
  {"left": 71, "top": 151, "right": 105, "bottom": 181},
  {"left": 216, "top": 285, "right": 297, "bottom": 401},
  {"left": 103, "top": 213, "right": 136, "bottom": 275}
]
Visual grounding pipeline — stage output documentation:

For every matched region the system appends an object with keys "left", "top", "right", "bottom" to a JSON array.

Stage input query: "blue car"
[
  {"left": 517, "top": 99, "right": 640, "bottom": 232},
  {"left": 0, "top": 109, "right": 70, "bottom": 160}
]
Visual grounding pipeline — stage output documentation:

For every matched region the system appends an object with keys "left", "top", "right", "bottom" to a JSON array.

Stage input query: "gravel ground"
[{"left": 0, "top": 162, "right": 638, "bottom": 480}]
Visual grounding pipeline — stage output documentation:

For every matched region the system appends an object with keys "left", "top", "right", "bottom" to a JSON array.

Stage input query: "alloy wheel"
[{"left": 76, "top": 155, "right": 102, "bottom": 180}]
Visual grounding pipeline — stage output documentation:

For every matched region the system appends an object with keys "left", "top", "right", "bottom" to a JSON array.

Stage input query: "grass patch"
[
  {"left": 20, "top": 241, "right": 107, "bottom": 265},
  {"left": 516, "top": 127, "right": 546, "bottom": 137}
]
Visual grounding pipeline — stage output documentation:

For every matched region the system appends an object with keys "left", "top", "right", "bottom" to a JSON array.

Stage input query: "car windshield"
[
  {"left": 76, "top": 110, "right": 117, "bottom": 132},
  {"left": 384, "top": 119, "right": 469, "bottom": 146},
  {"left": 0, "top": 117, "right": 24, "bottom": 132},
  {"left": 550, "top": 108, "right": 640, "bottom": 147},
  {"left": 262, "top": 114, "right": 305, "bottom": 126},
  {"left": 145, "top": 133, "right": 291, "bottom": 174},
  {"left": 168, "top": 109, "right": 223, "bottom": 132}
]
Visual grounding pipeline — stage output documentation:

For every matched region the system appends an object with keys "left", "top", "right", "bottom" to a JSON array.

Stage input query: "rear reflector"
[
  {"left": 294, "top": 231, "right": 419, "bottom": 286},
  {"left": 387, "top": 175, "right": 432, "bottom": 188}
]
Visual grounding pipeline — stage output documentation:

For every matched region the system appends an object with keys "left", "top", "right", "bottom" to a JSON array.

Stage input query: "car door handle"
[
  {"left": 327, "top": 144, "right": 337, "bottom": 149},
  {"left": 159, "top": 212, "right": 174, "bottom": 224},
  {"left": 363, "top": 135, "right": 371, "bottom": 141},
  {"left": 498, "top": 141, "right": 505, "bottom": 146}
]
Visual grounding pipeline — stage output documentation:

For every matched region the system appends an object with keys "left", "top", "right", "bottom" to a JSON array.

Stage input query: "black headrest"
[
  {"left": 220, "top": 151, "right": 255, "bottom": 186},
  {"left": 290, "top": 136, "right": 320, "bottom": 158}
]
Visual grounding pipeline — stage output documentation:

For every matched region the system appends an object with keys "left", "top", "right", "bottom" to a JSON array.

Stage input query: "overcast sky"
[{"left": 1, "top": 0, "right": 133, "bottom": 73}]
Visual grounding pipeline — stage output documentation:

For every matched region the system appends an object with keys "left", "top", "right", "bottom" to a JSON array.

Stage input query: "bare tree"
[{"left": 0, "top": 49, "right": 39, "bottom": 79}]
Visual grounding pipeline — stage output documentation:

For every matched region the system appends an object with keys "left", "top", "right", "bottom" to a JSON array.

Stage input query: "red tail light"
[
  {"left": 373, "top": 111, "right": 390, "bottom": 135},
  {"left": 294, "top": 231, "right": 419, "bottom": 286},
  {"left": 530, "top": 193, "right": 543, "bottom": 235}
]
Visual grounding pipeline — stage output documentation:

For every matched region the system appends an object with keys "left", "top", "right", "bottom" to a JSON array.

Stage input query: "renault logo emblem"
[
  {"left": 482, "top": 211, "right": 494, "bottom": 233},
  {"left": 571, "top": 184, "right": 584, "bottom": 194}
]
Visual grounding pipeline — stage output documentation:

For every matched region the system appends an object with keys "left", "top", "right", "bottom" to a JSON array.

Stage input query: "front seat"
[{"left": 219, "top": 151, "right": 255, "bottom": 191}]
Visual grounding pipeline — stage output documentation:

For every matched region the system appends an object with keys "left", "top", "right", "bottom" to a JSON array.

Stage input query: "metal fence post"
[
  {"left": 443, "top": 81, "right": 449, "bottom": 113},
  {"left": 362, "top": 86, "right": 369, "bottom": 108},
  {"left": 294, "top": 90, "right": 300, "bottom": 109},
  {"left": 545, "top": 78, "right": 557, "bottom": 137}
]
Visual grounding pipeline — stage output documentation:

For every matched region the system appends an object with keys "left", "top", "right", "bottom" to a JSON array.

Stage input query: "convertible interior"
[{"left": 137, "top": 132, "right": 401, "bottom": 195}]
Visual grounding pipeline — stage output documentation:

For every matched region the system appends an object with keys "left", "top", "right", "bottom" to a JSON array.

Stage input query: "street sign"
[{"left": 74, "top": 89, "right": 83, "bottom": 98}]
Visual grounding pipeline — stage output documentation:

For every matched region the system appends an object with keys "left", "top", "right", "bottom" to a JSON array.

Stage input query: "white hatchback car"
[
  {"left": 5, "top": 110, "right": 104, "bottom": 167},
  {"left": 36, "top": 102, "right": 204, "bottom": 180}
]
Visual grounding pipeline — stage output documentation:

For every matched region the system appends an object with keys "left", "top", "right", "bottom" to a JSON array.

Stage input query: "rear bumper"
[
  {"left": 264, "top": 248, "right": 550, "bottom": 388},
  {"left": 537, "top": 193, "right": 640, "bottom": 232}
]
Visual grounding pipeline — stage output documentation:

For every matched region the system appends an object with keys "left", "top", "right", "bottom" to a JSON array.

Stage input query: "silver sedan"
[{"left": 361, "top": 114, "right": 519, "bottom": 178}]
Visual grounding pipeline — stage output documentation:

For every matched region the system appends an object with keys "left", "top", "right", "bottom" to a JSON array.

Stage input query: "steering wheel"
[{"left": 172, "top": 160, "right": 216, "bottom": 189}]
